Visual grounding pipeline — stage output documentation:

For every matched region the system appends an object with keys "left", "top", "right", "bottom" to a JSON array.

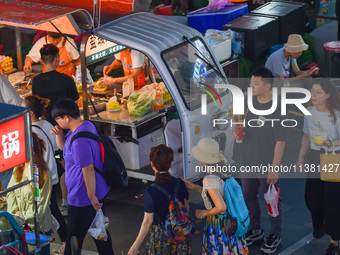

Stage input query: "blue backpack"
[{"left": 224, "top": 177, "right": 249, "bottom": 237}]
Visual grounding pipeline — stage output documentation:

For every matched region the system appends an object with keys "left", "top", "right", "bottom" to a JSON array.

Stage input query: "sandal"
[{"left": 52, "top": 245, "right": 65, "bottom": 254}]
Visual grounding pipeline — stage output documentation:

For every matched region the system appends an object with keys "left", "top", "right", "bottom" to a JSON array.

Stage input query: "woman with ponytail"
[
  {"left": 7, "top": 133, "right": 52, "bottom": 255},
  {"left": 128, "top": 144, "right": 191, "bottom": 255},
  {"left": 23, "top": 95, "right": 67, "bottom": 253}
]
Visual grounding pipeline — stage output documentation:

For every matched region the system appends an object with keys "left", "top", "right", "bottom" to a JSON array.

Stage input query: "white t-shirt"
[
  {"left": 32, "top": 120, "right": 59, "bottom": 185},
  {"left": 27, "top": 36, "right": 80, "bottom": 63},
  {"left": 0, "top": 75, "right": 22, "bottom": 106},
  {"left": 303, "top": 106, "right": 340, "bottom": 151},
  {"left": 114, "top": 50, "right": 145, "bottom": 69}
]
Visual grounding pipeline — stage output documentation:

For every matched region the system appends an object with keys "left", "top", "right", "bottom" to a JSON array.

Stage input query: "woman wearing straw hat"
[
  {"left": 265, "top": 34, "right": 319, "bottom": 89},
  {"left": 182, "top": 137, "right": 248, "bottom": 255}
]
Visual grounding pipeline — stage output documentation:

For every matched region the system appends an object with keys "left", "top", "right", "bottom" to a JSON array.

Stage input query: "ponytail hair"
[{"left": 24, "top": 95, "right": 49, "bottom": 119}]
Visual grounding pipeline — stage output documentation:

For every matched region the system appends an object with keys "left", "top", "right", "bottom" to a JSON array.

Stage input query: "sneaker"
[
  {"left": 260, "top": 234, "right": 282, "bottom": 254},
  {"left": 313, "top": 228, "right": 326, "bottom": 239},
  {"left": 245, "top": 229, "right": 264, "bottom": 246},
  {"left": 60, "top": 204, "right": 68, "bottom": 216},
  {"left": 326, "top": 243, "right": 339, "bottom": 255}
]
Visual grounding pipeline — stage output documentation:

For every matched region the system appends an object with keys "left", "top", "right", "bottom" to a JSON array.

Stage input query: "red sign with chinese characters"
[{"left": 0, "top": 116, "right": 26, "bottom": 172}]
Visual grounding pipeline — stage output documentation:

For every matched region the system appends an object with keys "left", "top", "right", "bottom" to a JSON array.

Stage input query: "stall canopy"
[{"left": 0, "top": 0, "right": 93, "bottom": 35}]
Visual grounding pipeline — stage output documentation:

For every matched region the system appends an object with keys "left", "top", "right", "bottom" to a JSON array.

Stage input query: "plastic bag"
[
  {"left": 51, "top": 215, "right": 60, "bottom": 233},
  {"left": 127, "top": 85, "right": 156, "bottom": 116},
  {"left": 206, "top": 0, "right": 231, "bottom": 12},
  {"left": 88, "top": 209, "right": 109, "bottom": 241},
  {"left": 75, "top": 65, "right": 94, "bottom": 85},
  {"left": 264, "top": 184, "right": 280, "bottom": 217}
]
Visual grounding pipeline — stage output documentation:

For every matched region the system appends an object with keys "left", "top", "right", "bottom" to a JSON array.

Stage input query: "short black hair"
[
  {"left": 250, "top": 67, "right": 274, "bottom": 88},
  {"left": 48, "top": 32, "right": 62, "bottom": 39},
  {"left": 51, "top": 98, "right": 80, "bottom": 119},
  {"left": 40, "top": 44, "right": 59, "bottom": 65}
]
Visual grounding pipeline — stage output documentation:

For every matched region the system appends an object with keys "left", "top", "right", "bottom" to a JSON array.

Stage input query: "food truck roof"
[
  {"left": 0, "top": 0, "right": 92, "bottom": 35},
  {"left": 92, "top": 12, "right": 201, "bottom": 58}
]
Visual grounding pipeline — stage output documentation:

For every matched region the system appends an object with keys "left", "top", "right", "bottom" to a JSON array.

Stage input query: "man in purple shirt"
[{"left": 50, "top": 98, "right": 114, "bottom": 255}]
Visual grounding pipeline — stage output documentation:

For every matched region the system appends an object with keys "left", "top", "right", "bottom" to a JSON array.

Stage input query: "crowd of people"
[{"left": 1, "top": 29, "right": 340, "bottom": 255}]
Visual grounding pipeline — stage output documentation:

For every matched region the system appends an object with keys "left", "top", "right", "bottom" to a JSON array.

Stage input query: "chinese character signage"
[
  {"left": 0, "top": 115, "right": 26, "bottom": 172},
  {"left": 85, "top": 34, "right": 126, "bottom": 65}
]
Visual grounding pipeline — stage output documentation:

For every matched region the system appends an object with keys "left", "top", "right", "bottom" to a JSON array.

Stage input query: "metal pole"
[
  {"left": 93, "top": 0, "right": 98, "bottom": 28},
  {"left": 15, "top": 27, "right": 22, "bottom": 71},
  {"left": 80, "top": 29, "right": 93, "bottom": 120}
]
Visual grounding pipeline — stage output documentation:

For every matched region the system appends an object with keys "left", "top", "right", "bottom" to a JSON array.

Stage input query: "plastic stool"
[{"left": 324, "top": 41, "right": 340, "bottom": 78}]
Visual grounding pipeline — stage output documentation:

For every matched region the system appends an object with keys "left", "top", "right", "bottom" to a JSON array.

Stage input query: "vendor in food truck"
[
  {"left": 23, "top": 32, "right": 80, "bottom": 77},
  {"left": 97, "top": 49, "right": 145, "bottom": 87}
]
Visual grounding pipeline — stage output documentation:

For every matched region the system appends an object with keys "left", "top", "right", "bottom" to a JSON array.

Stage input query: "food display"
[
  {"left": 127, "top": 85, "right": 156, "bottom": 116},
  {"left": 93, "top": 80, "right": 110, "bottom": 91},
  {"left": 0, "top": 55, "right": 13, "bottom": 72},
  {"left": 107, "top": 101, "right": 120, "bottom": 111},
  {"left": 8, "top": 71, "right": 25, "bottom": 84}
]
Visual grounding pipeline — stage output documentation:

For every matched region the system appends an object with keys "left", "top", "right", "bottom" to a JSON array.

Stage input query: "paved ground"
[{"left": 49, "top": 126, "right": 334, "bottom": 255}]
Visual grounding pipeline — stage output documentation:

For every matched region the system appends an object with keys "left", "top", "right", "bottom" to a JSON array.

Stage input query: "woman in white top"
[
  {"left": 297, "top": 78, "right": 340, "bottom": 255},
  {"left": 183, "top": 138, "right": 248, "bottom": 255},
  {"left": 22, "top": 95, "right": 67, "bottom": 253}
]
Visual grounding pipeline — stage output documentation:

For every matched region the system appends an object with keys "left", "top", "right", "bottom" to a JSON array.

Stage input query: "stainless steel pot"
[{"left": 0, "top": 214, "right": 25, "bottom": 246}]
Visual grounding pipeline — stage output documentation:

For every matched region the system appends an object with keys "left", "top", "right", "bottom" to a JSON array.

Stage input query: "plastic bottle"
[
  {"left": 122, "top": 81, "right": 130, "bottom": 98},
  {"left": 127, "top": 78, "right": 134, "bottom": 94},
  {"left": 33, "top": 164, "right": 41, "bottom": 202},
  {"left": 283, "top": 68, "right": 290, "bottom": 87},
  {"left": 137, "top": 74, "right": 145, "bottom": 90}
]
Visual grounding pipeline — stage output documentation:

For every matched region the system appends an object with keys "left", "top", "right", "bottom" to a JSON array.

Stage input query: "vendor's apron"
[
  {"left": 120, "top": 50, "right": 145, "bottom": 86},
  {"left": 42, "top": 37, "right": 76, "bottom": 77}
]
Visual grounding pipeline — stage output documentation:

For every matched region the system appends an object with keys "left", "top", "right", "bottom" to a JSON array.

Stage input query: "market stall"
[{"left": 80, "top": 12, "right": 234, "bottom": 181}]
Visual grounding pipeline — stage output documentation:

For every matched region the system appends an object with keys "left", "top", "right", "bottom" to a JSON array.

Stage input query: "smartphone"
[{"left": 311, "top": 67, "right": 319, "bottom": 72}]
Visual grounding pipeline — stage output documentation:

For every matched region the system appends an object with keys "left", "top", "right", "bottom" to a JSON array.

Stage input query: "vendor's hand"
[
  {"left": 15, "top": 211, "right": 24, "bottom": 219},
  {"left": 195, "top": 209, "right": 206, "bottom": 219},
  {"left": 128, "top": 243, "right": 140, "bottom": 255},
  {"left": 23, "top": 63, "right": 32, "bottom": 72},
  {"left": 50, "top": 125, "right": 64, "bottom": 136},
  {"left": 103, "top": 65, "right": 114, "bottom": 76},
  {"left": 98, "top": 76, "right": 115, "bottom": 86},
  {"left": 296, "top": 158, "right": 304, "bottom": 172},
  {"left": 267, "top": 171, "right": 279, "bottom": 184},
  {"left": 90, "top": 196, "right": 102, "bottom": 211}
]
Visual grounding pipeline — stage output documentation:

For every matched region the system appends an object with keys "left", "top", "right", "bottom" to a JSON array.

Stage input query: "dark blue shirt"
[{"left": 143, "top": 177, "right": 189, "bottom": 225}]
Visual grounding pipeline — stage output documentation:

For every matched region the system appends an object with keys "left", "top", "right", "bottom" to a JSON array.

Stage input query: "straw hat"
[
  {"left": 191, "top": 138, "right": 223, "bottom": 164},
  {"left": 284, "top": 34, "right": 309, "bottom": 53}
]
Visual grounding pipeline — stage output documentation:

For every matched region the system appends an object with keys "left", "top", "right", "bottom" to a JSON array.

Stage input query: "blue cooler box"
[{"left": 187, "top": 4, "right": 248, "bottom": 34}]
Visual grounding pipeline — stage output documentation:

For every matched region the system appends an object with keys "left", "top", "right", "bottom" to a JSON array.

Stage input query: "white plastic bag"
[
  {"left": 75, "top": 65, "right": 94, "bottom": 85},
  {"left": 264, "top": 184, "right": 280, "bottom": 217},
  {"left": 88, "top": 209, "right": 109, "bottom": 241},
  {"left": 51, "top": 215, "right": 60, "bottom": 233}
]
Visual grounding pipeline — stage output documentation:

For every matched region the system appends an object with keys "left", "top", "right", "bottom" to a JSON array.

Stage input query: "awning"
[{"left": 0, "top": 0, "right": 92, "bottom": 35}]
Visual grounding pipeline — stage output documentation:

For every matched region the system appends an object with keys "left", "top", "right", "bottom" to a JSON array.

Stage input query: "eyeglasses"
[
  {"left": 54, "top": 116, "right": 65, "bottom": 122},
  {"left": 310, "top": 90, "right": 326, "bottom": 96}
]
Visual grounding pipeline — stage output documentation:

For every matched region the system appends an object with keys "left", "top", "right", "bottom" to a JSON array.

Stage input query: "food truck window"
[{"left": 162, "top": 37, "right": 228, "bottom": 111}]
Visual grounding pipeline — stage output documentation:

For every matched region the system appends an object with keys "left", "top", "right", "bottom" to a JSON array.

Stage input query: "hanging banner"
[{"left": 85, "top": 34, "right": 126, "bottom": 65}]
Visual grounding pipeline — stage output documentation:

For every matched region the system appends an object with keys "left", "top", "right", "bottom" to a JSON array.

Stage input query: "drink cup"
[
  {"left": 314, "top": 136, "right": 326, "bottom": 145},
  {"left": 235, "top": 126, "right": 244, "bottom": 143}
]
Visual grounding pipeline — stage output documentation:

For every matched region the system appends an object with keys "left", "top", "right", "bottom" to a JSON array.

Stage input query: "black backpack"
[{"left": 70, "top": 130, "right": 128, "bottom": 188}]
